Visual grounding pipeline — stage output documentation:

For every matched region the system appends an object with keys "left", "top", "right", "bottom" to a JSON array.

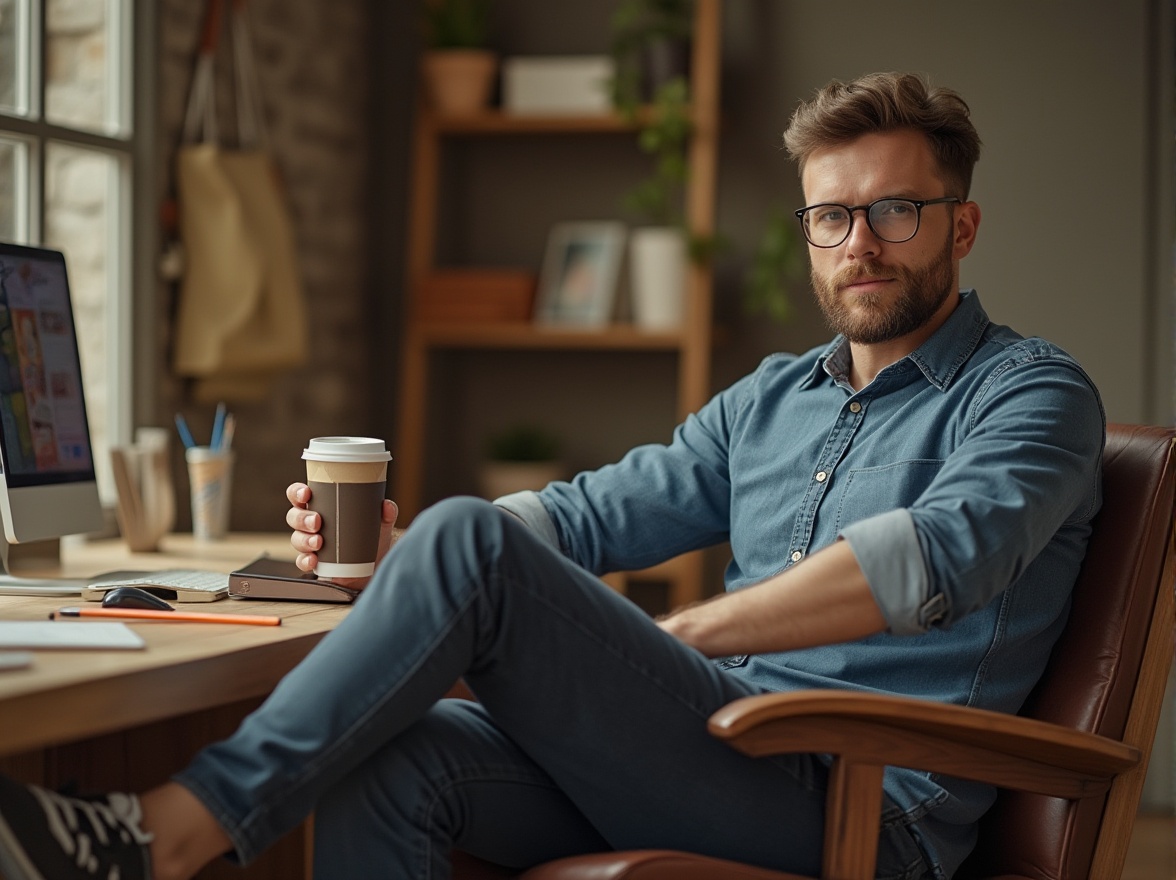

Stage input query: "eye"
[
  {"left": 876, "top": 200, "right": 914, "bottom": 217},
  {"left": 812, "top": 206, "right": 847, "bottom": 225}
]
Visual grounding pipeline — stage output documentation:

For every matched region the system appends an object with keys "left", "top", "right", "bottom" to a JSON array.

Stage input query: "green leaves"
[
  {"left": 423, "top": 0, "right": 490, "bottom": 50},
  {"left": 743, "top": 207, "right": 805, "bottom": 324},
  {"left": 486, "top": 425, "right": 561, "bottom": 462},
  {"left": 623, "top": 77, "right": 691, "bottom": 228}
]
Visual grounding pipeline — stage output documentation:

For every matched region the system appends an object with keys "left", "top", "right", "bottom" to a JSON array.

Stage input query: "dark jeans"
[{"left": 175, "top": 497, "right": 931, "bottom": 879}]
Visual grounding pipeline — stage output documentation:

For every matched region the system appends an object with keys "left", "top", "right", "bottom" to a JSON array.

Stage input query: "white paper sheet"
[{"left": 0, "top": 621, "right": 146, "bottom": 649}]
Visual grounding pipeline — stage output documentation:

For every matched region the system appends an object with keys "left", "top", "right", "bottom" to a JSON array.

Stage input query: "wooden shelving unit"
[{"left": 395, "top": 0, "right": 721, "bottom": 609}]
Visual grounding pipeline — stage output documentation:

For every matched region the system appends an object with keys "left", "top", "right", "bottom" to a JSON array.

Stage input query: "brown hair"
[{"left": 783, "top": 72, "right": 982, "bottom": 198}]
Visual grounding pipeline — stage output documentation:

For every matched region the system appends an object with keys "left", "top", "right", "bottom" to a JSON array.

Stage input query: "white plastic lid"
[{"left": 302, "top": 436, "right": 391, "bottom": 463}]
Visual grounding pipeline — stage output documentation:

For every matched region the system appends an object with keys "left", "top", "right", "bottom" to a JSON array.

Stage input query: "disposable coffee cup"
[{"left": 302, "top": 437, "right": 391, "bottom": 578}]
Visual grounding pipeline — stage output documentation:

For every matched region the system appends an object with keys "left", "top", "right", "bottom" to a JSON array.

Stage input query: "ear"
[{"left": 952, "top": 201, "right": 981, "bottom": 260}]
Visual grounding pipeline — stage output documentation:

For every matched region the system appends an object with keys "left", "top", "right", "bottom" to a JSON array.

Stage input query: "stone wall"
[{"left": 157, "top": 0, "right": 374, "bottom": 531}]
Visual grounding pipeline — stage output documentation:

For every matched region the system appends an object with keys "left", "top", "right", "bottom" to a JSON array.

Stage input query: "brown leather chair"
[{"left": 457, "top": 423, "right": 1176, "bottom": 880}]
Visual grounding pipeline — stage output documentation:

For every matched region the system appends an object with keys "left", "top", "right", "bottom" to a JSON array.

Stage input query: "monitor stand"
[{"left": 0, "top": 533, "right": 87, "bottom": 595}]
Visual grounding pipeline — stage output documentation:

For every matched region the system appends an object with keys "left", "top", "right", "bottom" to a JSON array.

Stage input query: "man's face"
[{"left": 801, "top": 130, "right": 967, "bottom": 346}]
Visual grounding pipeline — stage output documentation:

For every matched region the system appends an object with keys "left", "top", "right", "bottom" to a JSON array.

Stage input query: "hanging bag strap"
[
  {"left": 231, "top": 0, "right": 269, "bottom": 150},
  {"left": 181, "top": 0, "right": 223, "bottom": 145},
  {"left": 181, "top": 0, "right": 266, "bottom": 149}
]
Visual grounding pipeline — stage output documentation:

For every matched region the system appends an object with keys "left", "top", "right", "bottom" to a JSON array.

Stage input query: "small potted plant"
[
  {"left": 421, "top": 0, "right": 497, "bottom": 116},
  {"left": 477, "top": 424, "right": 565, "bottom": 500},
  {"left": 609, "top": 0, "right": 695, "bottom": 116},
  {"left": 611, "top": 0, "right": 802, "bottom": 332},
  {"left": 621, "top": 76, "right": 693, "bottom": 329}
]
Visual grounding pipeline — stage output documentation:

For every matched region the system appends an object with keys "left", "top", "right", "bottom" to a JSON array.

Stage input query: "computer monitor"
[{"left": 0, "top": 242, "right": 104, "bottom": 574}]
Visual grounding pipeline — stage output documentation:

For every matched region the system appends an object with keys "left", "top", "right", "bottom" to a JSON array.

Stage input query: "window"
[{"left": 0, "top": 0, "right": 137, "bottom": 504}]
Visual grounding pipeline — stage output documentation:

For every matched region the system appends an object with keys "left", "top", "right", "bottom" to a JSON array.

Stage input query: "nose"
[{"left": 843, "top": 206, "right": 881, "bottom": 260}]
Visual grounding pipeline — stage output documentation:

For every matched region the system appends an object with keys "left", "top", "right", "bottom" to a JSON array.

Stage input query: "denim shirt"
[{"left": 497, "top": 290, "right": 1105, "bottom": 876}]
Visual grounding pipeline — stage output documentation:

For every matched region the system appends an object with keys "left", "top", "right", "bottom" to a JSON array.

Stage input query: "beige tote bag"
[{"left": 173, "top": 0, "right": 308, "bottom": 401}]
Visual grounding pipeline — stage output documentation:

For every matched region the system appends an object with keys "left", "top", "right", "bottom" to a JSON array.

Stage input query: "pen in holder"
[{"left": 110, "top": 427, "right": 177, "bottom": 552}]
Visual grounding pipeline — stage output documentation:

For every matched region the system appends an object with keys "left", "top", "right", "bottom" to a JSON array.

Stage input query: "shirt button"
[
  {"left": 790, "top": 550, "right": 803, "bottom": 562},
  {"left": 849, "top": 402, "right": 862, "bottom": 413},
  {"left": 815, "top": 471, "right": 827, "bottom": 482}
]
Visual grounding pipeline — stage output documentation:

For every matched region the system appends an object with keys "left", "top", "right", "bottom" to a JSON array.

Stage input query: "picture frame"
[{"left": 534, "top": 222, "right": 625, "bottom": 327}]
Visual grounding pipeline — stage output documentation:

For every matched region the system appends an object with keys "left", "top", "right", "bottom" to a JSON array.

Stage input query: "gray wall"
[{"left": 715, "top": 1, "right": 1171, "bottom": 424}]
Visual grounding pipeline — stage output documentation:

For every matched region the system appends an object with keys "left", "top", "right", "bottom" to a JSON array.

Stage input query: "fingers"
[
  {"left": 382, "top": 499, "right": 399, "bottom": 525},
  {"left": 287, "top": 486, "right": 321, "bottom": 559},
  {"left": 285, "top": 504, "right": 321, "bottom": 536},
  {"left": 287, "top": 482, "right": 311, "bottom": 507},
  {"left": 288, "top": 483, "right": 321, "bottom": 572}
]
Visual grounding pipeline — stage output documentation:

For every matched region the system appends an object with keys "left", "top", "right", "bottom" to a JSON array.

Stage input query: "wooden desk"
[{"left": 0, "top": 533, "right": 346, "bottom": 879}]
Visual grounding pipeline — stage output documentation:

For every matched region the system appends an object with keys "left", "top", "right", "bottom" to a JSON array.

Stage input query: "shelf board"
[
  {"left": 427, "top": 108, "right": 644, "bottom": 135},
  {"left": 411, "top": 322, "right": 685, "bottom": 351}
]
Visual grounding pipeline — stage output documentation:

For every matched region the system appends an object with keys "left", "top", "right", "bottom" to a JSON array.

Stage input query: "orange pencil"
[{"left": 50, "top": 607, "right": 281, "bottom": 626}]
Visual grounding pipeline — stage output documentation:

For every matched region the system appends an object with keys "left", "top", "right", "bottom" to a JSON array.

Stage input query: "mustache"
[{"left": 830, "top": 262, "right": 897, "bottom": 288}]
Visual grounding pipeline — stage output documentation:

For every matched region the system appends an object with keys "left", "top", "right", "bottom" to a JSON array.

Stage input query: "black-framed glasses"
[{"left": 794, "top": 196, "right": 961, "bottom": 248}]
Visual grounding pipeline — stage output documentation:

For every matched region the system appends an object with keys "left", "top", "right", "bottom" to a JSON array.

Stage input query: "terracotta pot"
[{"left": 422, "top": 50, "right": 497, "bottom": 115}]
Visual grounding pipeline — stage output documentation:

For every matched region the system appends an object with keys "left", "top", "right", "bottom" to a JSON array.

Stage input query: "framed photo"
[{"left": 535, "top": 222, "right": 625, "bottom": 327}]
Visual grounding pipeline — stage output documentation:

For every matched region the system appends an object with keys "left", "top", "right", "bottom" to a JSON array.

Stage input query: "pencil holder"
[
  {"left": 186, "top": 447, "right": 235, "bottom": 540},
  {"left": 110, "top": 427, "right": 177, "bottom": 552}
]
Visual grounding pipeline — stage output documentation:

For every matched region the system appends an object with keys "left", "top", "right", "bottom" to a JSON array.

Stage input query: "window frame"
[{"left": 0, "top": 0, "right": 157, "bottom": 506}]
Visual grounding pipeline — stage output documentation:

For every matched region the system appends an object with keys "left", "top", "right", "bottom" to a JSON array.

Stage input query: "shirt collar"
[{"left": 802, "top": 290, "right": 991, "bottom": 392}]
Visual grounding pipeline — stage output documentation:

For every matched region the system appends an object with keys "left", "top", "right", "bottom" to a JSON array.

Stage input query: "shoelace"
[{"left": 29, "top": 786, "right": 153, "bottom": 878}]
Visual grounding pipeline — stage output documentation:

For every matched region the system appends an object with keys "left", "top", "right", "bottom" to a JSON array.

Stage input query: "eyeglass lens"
[{"left": 803, "top": 199, "right": 922, "bottom": 247}]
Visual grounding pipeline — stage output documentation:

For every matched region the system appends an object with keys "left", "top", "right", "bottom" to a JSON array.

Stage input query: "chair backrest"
[{"left": 957, "top": 424, "right": 1176, "bottom": 879}]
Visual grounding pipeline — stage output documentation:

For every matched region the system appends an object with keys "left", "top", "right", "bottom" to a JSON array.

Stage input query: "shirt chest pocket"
[{"left": 832, "top": 459, "right": 945, "bottom": 532}]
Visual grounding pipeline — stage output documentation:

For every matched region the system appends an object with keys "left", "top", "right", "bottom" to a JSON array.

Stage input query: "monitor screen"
[
  {"left": 0, "top": 242, "right": 103, "bottom": 545},
  {"left": 0, "top": 243, "right": 95, "bottom": 486}
]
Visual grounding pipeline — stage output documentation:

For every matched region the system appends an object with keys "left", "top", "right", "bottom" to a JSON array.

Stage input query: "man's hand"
[{"left": 286, "top": 482, "right": 401, "bottom": 589}]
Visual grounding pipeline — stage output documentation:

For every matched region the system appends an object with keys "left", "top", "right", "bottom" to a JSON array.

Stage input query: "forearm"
[{"left": 657, "top": 539, "right": 887, "bottom": 657}]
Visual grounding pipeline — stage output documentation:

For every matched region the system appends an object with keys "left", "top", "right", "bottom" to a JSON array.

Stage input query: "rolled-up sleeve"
[
  {"left": 842, "top": 509, "right": 935, "bottom": 635},
  {"left": 493, "top": 490, "right": 560, "bottom": 550},
  {"left": 840, "top": 349, "right": 1104, "bottom": 635}
]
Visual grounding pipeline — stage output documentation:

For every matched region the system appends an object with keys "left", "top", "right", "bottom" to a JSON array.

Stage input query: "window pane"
[
  {"left": 44, "top": 141, "right": 120, "bottom": 498},
  {"left": 46, "top": 0, "right": 125, "bottom": 135},
  {"left": 0, "top": 137, "right": 27, "bottom": 241},
  {"left": 0, "top": 0, "right": 27, "bottom": 115}
]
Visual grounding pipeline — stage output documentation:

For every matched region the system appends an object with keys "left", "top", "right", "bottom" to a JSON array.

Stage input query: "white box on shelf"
[{"left": 501, "top": 56, "right": 615, "bottom": 115}]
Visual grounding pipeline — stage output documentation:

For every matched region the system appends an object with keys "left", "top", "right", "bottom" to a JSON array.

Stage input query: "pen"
[
  {"left": 221, "top": 412, "right": 236, "bottom": 451},
  {"left": 51, "top": 607, "right": 281, "bottom": 626},
  {"left": 174, "top": 413, "right": 196, "bottom": 450},
  {"left": 210, "top": 402, "right": 227, "bottom": 450}
]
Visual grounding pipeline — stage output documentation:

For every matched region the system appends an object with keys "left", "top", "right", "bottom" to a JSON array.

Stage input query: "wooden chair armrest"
[{"left": 708, "top": 690, "right": 1140, "bottom": 800}]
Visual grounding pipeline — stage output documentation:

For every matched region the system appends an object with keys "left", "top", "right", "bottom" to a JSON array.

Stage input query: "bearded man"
[{"left": 0, "top": 72, "right": 1103, "bottom": 880}]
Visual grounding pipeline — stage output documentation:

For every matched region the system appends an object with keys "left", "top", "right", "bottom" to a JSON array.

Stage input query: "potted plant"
[
  {"left": 612, "top": 0, "right": 803, "bottom": 332},
  {"left": 609, "top": 0, "right": 695, "bottom": 116},
  {"left": 421, "top": 0, "right": 497, "bottom": 116},
  {"left": 477, "top": 424, "right": 565, "bottom": 500},
  {"left": 620, "top": 76, "right": 694, "bottom": 329}
]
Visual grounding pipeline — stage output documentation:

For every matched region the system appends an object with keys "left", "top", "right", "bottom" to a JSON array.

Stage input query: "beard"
[{"left": 811, "top": 231, "right": 955, "bottom": 345}]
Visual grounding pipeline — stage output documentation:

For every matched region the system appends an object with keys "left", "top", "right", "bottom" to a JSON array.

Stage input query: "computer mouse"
[{"left": 101, "top": 586, "right": 175, "bottom": 611}]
